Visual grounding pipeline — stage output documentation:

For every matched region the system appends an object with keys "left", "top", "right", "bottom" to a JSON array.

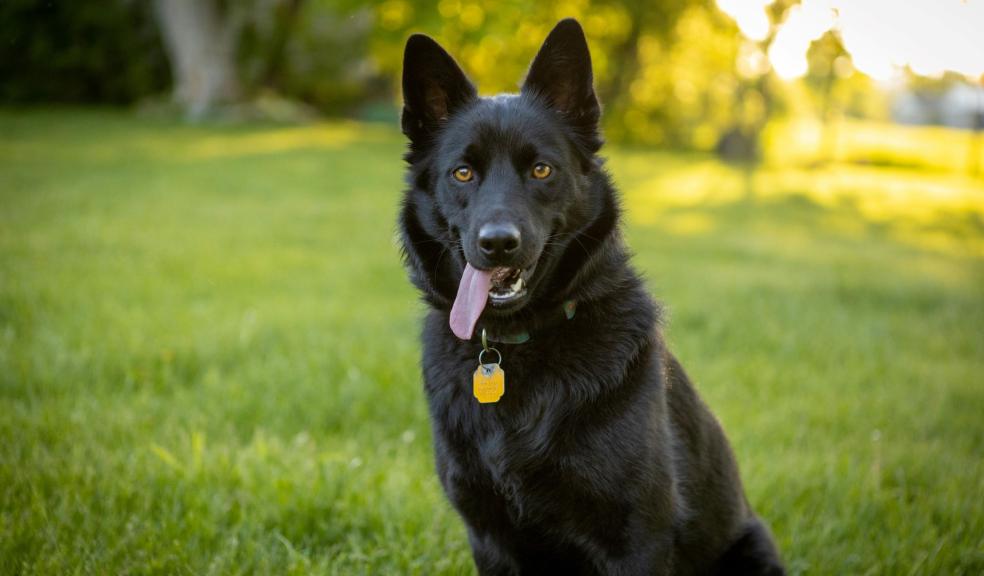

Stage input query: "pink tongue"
[{"left": 449, "top": 263, "right": 492, "bottom": 340}]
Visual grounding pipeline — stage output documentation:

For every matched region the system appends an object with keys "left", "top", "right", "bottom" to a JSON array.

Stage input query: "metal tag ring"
[{"left": 478, "top": 347, "right": 501, "bottom": 366}]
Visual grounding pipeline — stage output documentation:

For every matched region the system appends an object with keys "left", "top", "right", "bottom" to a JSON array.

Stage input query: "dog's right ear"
[{"left": 402, "top": 34, "right": 477, "bottom": 145}]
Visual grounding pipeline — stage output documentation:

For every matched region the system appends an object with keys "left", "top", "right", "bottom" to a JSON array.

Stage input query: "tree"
[
  {"left": 152, "top": 0, "right": 380, "bottom": 120},
  {"left": 805, "top": 30, "right": 850, "bottom": 163},
  {"left": 595, "top": 0, "right": 690, "bottom": 135},
  {"left": 153, "top": 0, "right": 243, "bottom": 119},
  {"left": 0, "top": 0, "right": 169, "bottom": 105},
  {"left": 716, "top": 0, "right": 800, "bottom": 163}
]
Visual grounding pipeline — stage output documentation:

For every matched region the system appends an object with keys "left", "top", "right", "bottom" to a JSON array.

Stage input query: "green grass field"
[{"left": 1, "top": 110, "right": 982, "bottom": 574}]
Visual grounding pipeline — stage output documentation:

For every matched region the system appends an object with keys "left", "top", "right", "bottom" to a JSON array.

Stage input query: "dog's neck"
[{"left": 477, "top": 299, "right": 578, "bottom": 345}]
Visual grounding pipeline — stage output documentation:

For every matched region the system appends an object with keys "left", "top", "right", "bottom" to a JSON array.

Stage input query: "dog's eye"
[
  {"left": 531, "top": 163, "right": 553, "bottom": 180},
  {"left": 452, "top": 166, "right": 474, "bottom": 183}
]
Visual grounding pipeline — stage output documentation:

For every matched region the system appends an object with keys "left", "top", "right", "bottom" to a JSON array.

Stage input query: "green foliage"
[
  {"left": 2, "top": 111, "right": 982, "bottom": 573},
  {"left": 611, "top": 3, "right": 744, "bottom": 147},
  {"left": 370, "top": 1, "right": 634, "bottom": 95},
  {"left": 0, "top": 0, "right": 170, "bottom": 104},
  {"left": 368, "top": 0, "right": 726, "bottom": 147}
]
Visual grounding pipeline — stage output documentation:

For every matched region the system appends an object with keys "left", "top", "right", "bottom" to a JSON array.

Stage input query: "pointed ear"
[
  {"left": 521, "top": 19, "right": 600, "bottom": 132},
  {"left": 402, "top": 34, "right": 477, "bottom": 144}
]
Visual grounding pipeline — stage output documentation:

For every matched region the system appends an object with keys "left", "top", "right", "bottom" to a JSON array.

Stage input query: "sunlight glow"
[
  {"left": 769, "top": 1, "right": 836, "bottom": 79},
  {"left": 718, "top": 0, "right": 984, "bottom": 81},
  {"left": 716, "top": 0, "right": 774, "bottom": 42}
]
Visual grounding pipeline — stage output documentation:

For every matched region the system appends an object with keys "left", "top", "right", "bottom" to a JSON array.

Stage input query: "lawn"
[{"left": 1, "top": 110, "right": 982, "bottom": 574}]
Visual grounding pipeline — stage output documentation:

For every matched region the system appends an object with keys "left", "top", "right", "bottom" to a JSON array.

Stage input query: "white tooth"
[{"left": 489, "top": 276, "right": 525, "bottom": 299}]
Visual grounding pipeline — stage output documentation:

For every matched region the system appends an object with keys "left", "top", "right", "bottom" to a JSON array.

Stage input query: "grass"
[
  {"left": 1, "top": 109, "right": 982, "bottom": 574},
  {"left": 766, "top": 116, "right": 984, "bottom": 176}
]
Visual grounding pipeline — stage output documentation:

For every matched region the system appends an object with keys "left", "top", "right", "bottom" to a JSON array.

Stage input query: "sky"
[{"left": 716, "top": 0, "right": 984, "bottom": 81}]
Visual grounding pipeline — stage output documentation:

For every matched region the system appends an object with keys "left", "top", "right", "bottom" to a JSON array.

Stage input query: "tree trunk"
[
  {"left": 153, "top": 0, "right": 241, "bottom": 119},
  {"left": 261, "top": 0, "right": 305, "bottom": 89},
  {"left": 970, "top": 80, "right": 983, "bottom": 177},
  {"left": 599, "top": 6, "right": 646, "bottom": 120},
  {"left": 819, "top": 68, "right": 836, "bottom": 164}
]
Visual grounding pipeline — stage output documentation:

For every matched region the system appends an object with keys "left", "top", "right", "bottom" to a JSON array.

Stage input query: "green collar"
[{"left": 484, "top": 300, "right": 577, "bottom": 345}]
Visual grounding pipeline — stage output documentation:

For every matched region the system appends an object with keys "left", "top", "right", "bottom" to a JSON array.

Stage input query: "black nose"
[{"left": 478, "top": 223, "right": 521, "bottom": 261}]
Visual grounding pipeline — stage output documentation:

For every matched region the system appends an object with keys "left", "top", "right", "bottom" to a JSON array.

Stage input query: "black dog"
[{"left": 398, "top": 19, "right": 784, "bottom": 575}]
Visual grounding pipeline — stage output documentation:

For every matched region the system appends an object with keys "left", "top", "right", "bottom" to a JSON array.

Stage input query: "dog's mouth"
[
  {"left": 488, "top": 266, "right": 529, "bottom": 304},
  {"left": 449, "top": 263, "right": 535, "bottom": 340}
]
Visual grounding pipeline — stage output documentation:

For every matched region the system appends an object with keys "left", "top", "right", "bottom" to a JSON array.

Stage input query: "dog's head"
[{"left": 400, "top": 19, "right": 618, "bottom": 340}]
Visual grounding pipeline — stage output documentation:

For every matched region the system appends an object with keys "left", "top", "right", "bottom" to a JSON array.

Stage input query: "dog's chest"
[
  {"left": 436, "top": 361, "right": 585, "bottom": 517},
  {"left": 456, "top": 409, "right": 568, "bottom": 522},
  {"left": 421, "top": 322, "right": 640, "bottom": 522}
]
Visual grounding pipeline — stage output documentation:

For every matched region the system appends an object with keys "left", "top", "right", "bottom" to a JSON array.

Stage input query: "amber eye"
[
  {"left": 452, "top": 166, "right": 474, "bottom": 182},
  {"left": 532, "top": 163, "right": 552, "bottom": 180}
]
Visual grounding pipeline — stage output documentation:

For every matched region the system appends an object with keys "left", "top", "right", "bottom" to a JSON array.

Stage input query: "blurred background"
[
  {"left": 1, "top": 1, "right": 982, "bottom": 574},
  {"left": 3, "top": 0, "right": 983, "bottom": 165}
]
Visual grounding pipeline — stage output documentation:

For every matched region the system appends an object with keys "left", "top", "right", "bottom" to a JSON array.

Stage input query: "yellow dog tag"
[{"left": 473, "top": 362, "right": 505, "bottom": 403}]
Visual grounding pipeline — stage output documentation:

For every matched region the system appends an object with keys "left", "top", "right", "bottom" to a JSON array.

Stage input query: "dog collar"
[{"left": 484, "top": 299, "right": 577, "bottom": 345}]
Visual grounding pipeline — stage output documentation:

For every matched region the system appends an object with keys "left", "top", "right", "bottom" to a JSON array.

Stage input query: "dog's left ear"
[{"left": 522, "top": 19, "right": 600, "bottom": 136}]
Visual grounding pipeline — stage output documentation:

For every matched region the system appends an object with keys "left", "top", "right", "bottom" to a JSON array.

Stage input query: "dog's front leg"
[
  {"left": 580, "top": 481, "right": 678, "bottom": 576},
  {"left": 467, "top": 527, "right": 522, "bottom": 576}
]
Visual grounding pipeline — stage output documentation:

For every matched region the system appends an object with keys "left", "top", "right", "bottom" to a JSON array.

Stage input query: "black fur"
[{"left": 398, "top": 19, "right": 784, "bottom": 575}]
